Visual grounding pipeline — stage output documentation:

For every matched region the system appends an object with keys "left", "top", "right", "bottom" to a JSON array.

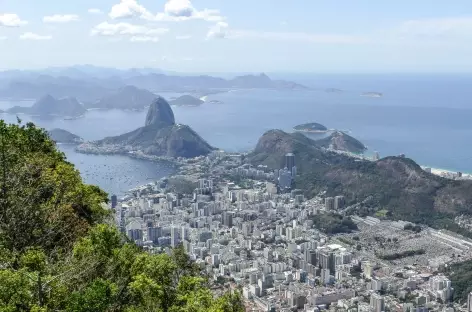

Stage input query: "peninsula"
[
  {"left": 76, "top": 97, "right": 214, "bottom": 158},
  {"left": 48, "top": 128, "right": 83, "bottom": 144}
]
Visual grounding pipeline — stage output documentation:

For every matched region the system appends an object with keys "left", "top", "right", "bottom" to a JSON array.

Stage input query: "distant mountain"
[
  {"left": 48, "top": 128, "right": 83, "bottom": 144},
  {"left": 85, "top": 86, "right": 157, "bottom": 110},
  {"left": 77, "top": 97, "right": 214, "bottom": 158},
  {"left": 0, "top": 76, "right": 116, "bottom": 101},
  {"left": 8, "top": 95, "right": 86, "bottom": 117},
  {"left": 316, "top": 130, "right": 367, "bottom": 154},
  {"left": 169, "top": 95, "right": 204, "bottom": 107},
  {"left": 0, "top": 69, "right": 308, "bottom": 101},
  {"left": 248, "top": 130, "right": 472, "bottom": 228}
]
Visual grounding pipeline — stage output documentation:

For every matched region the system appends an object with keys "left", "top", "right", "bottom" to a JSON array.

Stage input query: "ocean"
[{"left": 2, "top": 73, "right": 472, "bottom": 194}]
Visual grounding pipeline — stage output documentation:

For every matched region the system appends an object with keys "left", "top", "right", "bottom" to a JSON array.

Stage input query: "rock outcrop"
[{"left": 78, "top": 97, "right": 213, "bottom": 158}]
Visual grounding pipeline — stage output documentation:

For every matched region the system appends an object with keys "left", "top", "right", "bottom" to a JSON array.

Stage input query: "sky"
[{"left": 1, "top": 0, "right": 472, "bottom": 73}]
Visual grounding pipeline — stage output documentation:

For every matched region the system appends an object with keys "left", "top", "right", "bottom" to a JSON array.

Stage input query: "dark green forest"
[{"left": 0, "top": 120, "right": 243, "bottom": 312}]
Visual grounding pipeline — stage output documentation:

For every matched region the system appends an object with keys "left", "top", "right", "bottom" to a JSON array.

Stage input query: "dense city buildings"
[{"left": 112, "top": 150, "right": 472, "bottom": 312}]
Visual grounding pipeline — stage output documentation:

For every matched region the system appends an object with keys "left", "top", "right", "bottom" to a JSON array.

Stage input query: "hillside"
[
  {"left": 316, "top": 130, "right": 367, "bottom": 154},
  {"left": 8, "top": 94, "right": 86, "bottom": 117},
  {"left": 48, "top": 128, "right": 83, "bottom": 144},
  {"left": 248, "top": 130, "right": 472, "bottom": 229},
  {"left": 79, "top": 97, "right": 214, "bottom": 158},
  {"left": 85, "top": 85, "right": 157, "bottom": 110},
  {"left": 0, "top": 120, "right": 242, "bottom": 311}
]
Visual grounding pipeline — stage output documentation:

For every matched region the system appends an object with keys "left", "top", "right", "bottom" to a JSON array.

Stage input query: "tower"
[{"left": 285, "top": 153, "right": 295, "bottom": 171}]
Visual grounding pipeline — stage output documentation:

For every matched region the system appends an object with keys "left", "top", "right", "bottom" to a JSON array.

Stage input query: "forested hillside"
[{"left": 0, "top": 120, "right": 243, "bottom": 312}]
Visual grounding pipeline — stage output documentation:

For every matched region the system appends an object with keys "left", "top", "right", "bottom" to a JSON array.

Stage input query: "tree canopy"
[{"left": 0, "top": 120, "right": 244, "bottom": 312}]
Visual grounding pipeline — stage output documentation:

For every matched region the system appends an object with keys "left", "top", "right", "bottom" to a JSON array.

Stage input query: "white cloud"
[
  {"left": 20, "top": 32, "right": 52, "bottom": 40},
  {"left": 88, "top": 8, "right": 103, "bottom": 15},
  {"left": 130, "top": 36, "right": 159, "bottom": 42},
  {"left": 109, "top": 0, "right": 154, "bottom": 19},
  {"left": 0, "top": 36, "right": 7, "bottom": 40},
  {"left": 207, "top": 22, "right": 228, "bottom": 39},
  {"left": 43, "top": 14, "right": 80, "bottom": 23},
  {"left": 228, "top": 29, "right": 368, "bottom": 44},
  {"left": 0, "top": 13, "right": 27, "bottom": 27},
  {"left": 176, "top": 35, "right": 191, "bottom": 40},
  {"left": 165, "top": 0, "right": 193, "bottom": 17},
  {"left": 91, "top": 22, "right": 168, "bottom": 42},
  {"left": 108, "top": 0, "right": 224, "bottom": 22}
]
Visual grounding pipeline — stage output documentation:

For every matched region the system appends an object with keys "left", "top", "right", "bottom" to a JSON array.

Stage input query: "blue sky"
[{"left": 1, "top": 0, "right": 472, "bottom": 73}]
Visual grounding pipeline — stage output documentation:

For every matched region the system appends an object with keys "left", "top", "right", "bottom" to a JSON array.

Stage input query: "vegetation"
[
  {"left": 249, "top": 130, "right": 472, "bottom": 237},
  {"left": 311, "top": 213, "right": 358, "bottom": 235},
  {"left": 0, "top": 120, "right": 244, "bottom": 312},
  {"left": 376, "top": 249, "right": 425, "bottom": 260},
  {"left": 404, "top": 223, "right": 422, "bottom": 233},
  {"left": 444, "top": 259, "right": 472, "bottom": 303}
]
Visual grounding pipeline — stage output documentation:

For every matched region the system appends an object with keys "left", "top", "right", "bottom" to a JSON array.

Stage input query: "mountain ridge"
[{"left": 248, "top": 129, "right": 472, "bottom": 226}]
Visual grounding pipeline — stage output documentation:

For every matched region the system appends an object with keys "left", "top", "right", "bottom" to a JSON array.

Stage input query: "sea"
[{"left": 2, "top": 74, "right": 472, "bottom": 196}]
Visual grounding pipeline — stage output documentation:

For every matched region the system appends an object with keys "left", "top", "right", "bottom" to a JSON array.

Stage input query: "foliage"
[
  {"left": 445, "top": 259, "right": 472, "bottom": 303},
  {"left": 0, "top": 121, "right": 244, "bottom": 312},
  {"left": 403, "top": 223, "right": 422, "bottom": 233},
  {"left": 376, "top": 249, "right": 425, "bottom": 260},
  {"left": 311, "top": 213, "right": 358, "bottom": 235}
]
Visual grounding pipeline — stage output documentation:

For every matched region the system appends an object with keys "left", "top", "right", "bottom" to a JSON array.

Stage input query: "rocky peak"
[{"left": 144, "top": 97, "right": 175, "bottom": 127}]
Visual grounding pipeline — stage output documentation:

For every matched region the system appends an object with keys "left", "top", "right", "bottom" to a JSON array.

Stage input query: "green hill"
[
  {"left": 249, "top": 129, "right": 472, "bottom": 232},
  {"left": 0, "top": 120, "right": 242, "bottom": 312}
]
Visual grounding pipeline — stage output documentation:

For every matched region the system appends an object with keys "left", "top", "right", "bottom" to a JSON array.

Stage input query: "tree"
[{"left": 0, "top": 120, "right": 244, "bottom": 311}]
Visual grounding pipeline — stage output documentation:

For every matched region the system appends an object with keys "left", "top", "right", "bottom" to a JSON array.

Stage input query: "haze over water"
[{"left": 2, "top": 73, "right": 472, "bottom": 194}]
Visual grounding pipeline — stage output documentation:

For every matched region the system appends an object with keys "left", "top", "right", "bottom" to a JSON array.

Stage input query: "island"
[
  {"left": 293, "top": 122, "right": 328, "bottom": 133},
  {"left": 325, "top": 88, "right": 343, "bottom": 93},
  {"left": 76, "top": 97, "right": 214, "bottom": 158},
  {"left": 361, "top": 92, "right": 383, "bottom": 98},
  {"left": 84, "top": 85, "right": 157, "bottom": 110},
  {"left": 47, "top": 128, "right": 83, "bottom": 144},
  {"left": 169, "top": 95, "right": 204, "bottom": 107},
  {"left": 7, "top": 94, "right": 86, "bottom": 118}
]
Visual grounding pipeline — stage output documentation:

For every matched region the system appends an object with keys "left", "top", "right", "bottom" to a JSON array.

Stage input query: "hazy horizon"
[{"left": 2, "top": 0, "right": 472, "bottom": 73}]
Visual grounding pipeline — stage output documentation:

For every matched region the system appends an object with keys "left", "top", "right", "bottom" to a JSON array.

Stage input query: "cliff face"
[
  {"left": 249, "top": 129, "right": 472, "bottom": 224},
  {"left": 90, "top": 97, "right": 213, "bottom": 158},
  {"left": 145, "top": 97, "right": 176, "bottom": 127}
]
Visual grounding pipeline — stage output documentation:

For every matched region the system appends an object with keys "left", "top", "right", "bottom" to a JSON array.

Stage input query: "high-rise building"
[
  {"left": 334, "top": 196, "right": 345, "bottom": 210},
  {"left": 467, "top": 292, "right": 472, "bottom": 312},
  {"left": 285, "top": 153, "right": 296, "bottom": 171},
  {"left": 222, "top": 211, "right": 233, "bottom": 228},
  {"left": 325, "top": 197, "right": 335, "bottom": 210},
  {"left": 170, "top": 226, "right": 180, "bottom": 247},
  {"left": 111, "top": 194, "right": 118, "bottom": 209},
  {"left": 370, "top": 293, "right": 385, "bottom": 312}
]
